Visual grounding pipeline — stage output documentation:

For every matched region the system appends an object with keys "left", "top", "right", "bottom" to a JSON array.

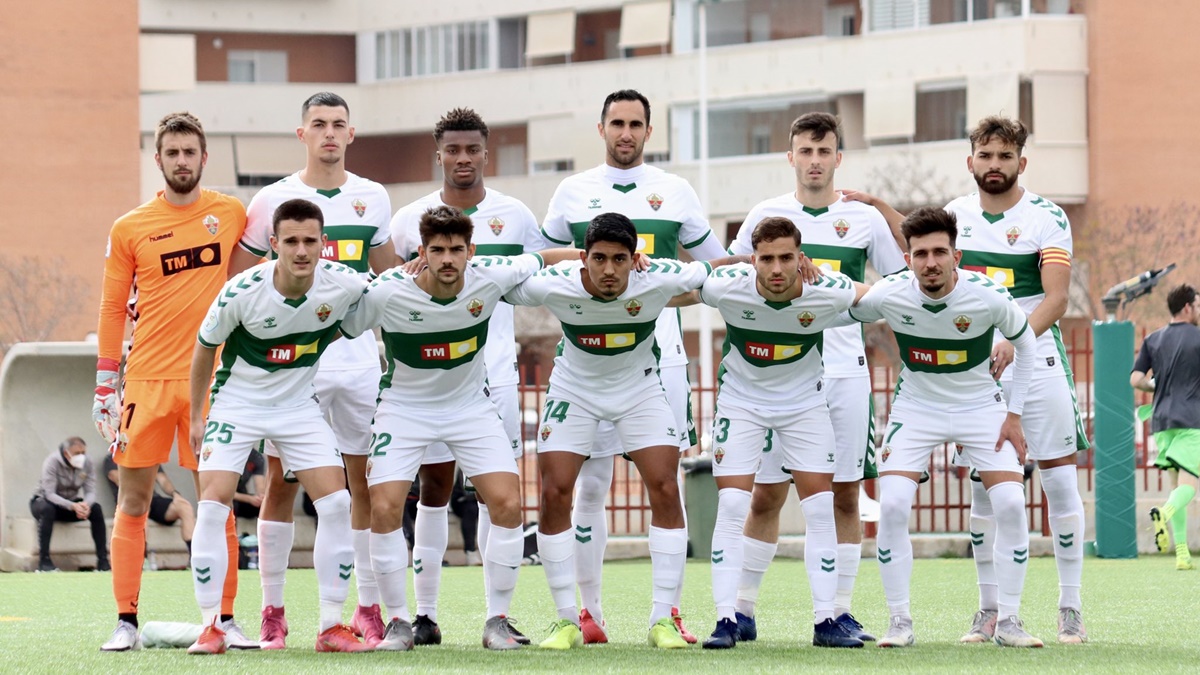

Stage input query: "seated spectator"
[
  {"left": 232, "top": 448, "right": 266, "bottom": 520},
  {"left": 102, "top": 454, "right": 194, "bottom": 556},
  {"left": 30, "top": 437, "right": 108, "bottom": 572}
]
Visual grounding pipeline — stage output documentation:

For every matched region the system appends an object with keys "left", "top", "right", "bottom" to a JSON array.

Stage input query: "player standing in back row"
[
  {"left": 227, "top": 92, "right": 395, "bottom": 649},
  {"left": 540, "top": 89, "right": 729, "bottom": 643}
]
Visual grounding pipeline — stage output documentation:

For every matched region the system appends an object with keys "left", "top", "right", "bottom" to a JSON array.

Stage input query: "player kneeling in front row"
[
  {"left": 681, "top": 217, "right": 870, "bottom": 648},
  {"left": 847, "top": 207, "right": 1041, "bottom": 648},
  {"left": 187, "top": 199, "right": 369, "bottom": 654},
  {"left": 340, "top": 205, "right": 580, "bottom": 651},
  {"left": 505, "top": 212, "right": 746, "bottom": 649}
]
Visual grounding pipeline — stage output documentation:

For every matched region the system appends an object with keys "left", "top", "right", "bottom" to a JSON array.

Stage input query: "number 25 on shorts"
[{"left": 203, "top": 421, "right": 236, "bottom": 445}]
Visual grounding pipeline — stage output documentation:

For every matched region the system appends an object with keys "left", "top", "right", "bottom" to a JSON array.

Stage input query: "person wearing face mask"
[{"left": 30, "top": 437, "right": 109, "bottom": 572}]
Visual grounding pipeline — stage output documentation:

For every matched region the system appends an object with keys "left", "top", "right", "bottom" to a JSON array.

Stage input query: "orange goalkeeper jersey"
[{"left": 98, "top": 189, "right": 247, "bottom": 380}]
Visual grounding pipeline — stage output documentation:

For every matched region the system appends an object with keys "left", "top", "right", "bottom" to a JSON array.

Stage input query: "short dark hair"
[
  {"left": 302, "top": 91, "right": 350, "bottom": 118},
  {"left": 419, "top": 205, "right": 474, "bottom": 246},
  {"left": 584, "top": 212, "right": 638, "bottom": 254},
  {"left": 155, "top": 112, "right": 206, "bottom": 154},
  {"left": 1167, "top": 284, "right": 1198, "bottom": 316},
  {"left": 434, "top": 107, "right": 489, "bottom": 144},
  {"left": 751, "top": 217, "right": 802, "bottom": 250},
  {"left": 601, "top": 89, "right": 651, "bottom": 126},
  {"left": 969, "top": 115, "right": 1028, "bottom": 153},
  {"left": 272, "top": 199, "right": 325, "bottom": 236},
  {"left": 900, "top": 207, "right": 958, "bottom": 249},
  {"left": 789, "top": 112, "right": 842, "bottom": 148}
]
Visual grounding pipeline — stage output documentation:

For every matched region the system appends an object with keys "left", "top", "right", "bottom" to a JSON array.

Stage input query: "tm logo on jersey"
[
  {"left": 963, "top": 265, "right": 1015, "bottom": 287},
  {"left": 908, "top": 347, "right": 967, "bottom": 366},
  {"left": 746, "top": 341, "right": 803, "bottom": 361},
  {"left": 421, "top": 337, "right": 478, "bottom": 361},
  {"left": 577, "top": 333, "right": 634, "bottom": 349},
  {"left": 635, "top": 234, "right": 655, "bottom": 255},
  {"left": 267, "top": 341, "right": 318, "bottom": 364},
  {"left": 161, "top": 243, "right": 221, "bottom": 276},
  {"left": 322, "top": 239, "right": 364, "bottom": 262}
]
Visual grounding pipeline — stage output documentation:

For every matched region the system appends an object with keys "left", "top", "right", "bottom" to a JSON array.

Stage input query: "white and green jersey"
[
  {"left": 849, "top": 269, "right": 1032, "bottom": 412},
  {"left": 341, "top": 253, "right": 544, "bottom": 410},
  {"left": 506, "top": 259, "right": 712, "bottom": 394},
  {"left": 541, "top": 163, "right": 726, "bottom": 368},
  {"left": 946, "top": 189, "right": 1074, "bottom": 381},
  {"left": 701, "top": 265, "right": 858, "bottom": 409},
  {"left": 241, "top": 171, "right": 392, "bottom": 371},
  {"left": 390, "top": 188, "right": 547, "bottom": 388},
  {"left": 198, "top": 260, "right": 367, "bottom": 407},
  {"left": 730, "top": 193, "right": 907, "bottom": 378}
]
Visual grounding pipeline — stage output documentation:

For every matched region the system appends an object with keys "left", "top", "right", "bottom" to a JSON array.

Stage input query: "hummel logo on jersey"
[
  {"left": 316, "top": 303, "right": 332, "bottom": 322},
  {"left": 833, "top": 219, "right": 850, "bottom": 238},
  {"left": 352, "top": 199, "right": 366, "bottom": 218},
  {"left": 625, "top": 299, "right": 643, "bottom": 317},
  {"left": 827, "top": 452, "right": 835, "bottom": 463},
  {"left": 263, "top": 317, "right": 277, "bottom": 328},
  {"left": 742, "top": 310, "right": 756, "bottom": 321},
  {"left": 203, "top": 214, "right": 219, "bottom": 235},
  {"left": 954, "top": 314, "right": 972, "bottom": 333},
  {"left": 667, "top": 427, "right": 675, "bottom": 437},
  {"left": 150, "top": 231, "right": 174, "bottom": 242},
  {"left": 161, "top": 243, "right": 221, "bottom": 276},
  {"left": 1006, "top": 226, "right": 1021, "bottom": 245},
  {"left": 647, "top": 193, "right": 663, "bottom": 211},
  {"left": 488, "top": 217, "right": 504, "bottom": 236},
  {"left": 1063, "top": 435, "right": 1074, "bottom": 446},
  {"left": 901, "top": 314, "right": 915, "bottom": 326},
  {"left": 468, "top": 298, "right": 484, "bottom": 318},
  {"left": 588, "top": 198, "right": 602, "bottom": 209},
  {"left": 798, "top": 311, "right": 815, "bottom": 328},
  {"left": 962, "top": 226, "right": 973, "bottom": 237},
  {"left": 409, "top": 311, "right": 423, "bottom": 322},
  {"left": 569, "top": 303, "right": 583, "bottom": 315},
  {"left": 421, "top": 337, "right": 478, "bottom": 361},
  {"left": 267, "top": 341, "right": 319, "bottom": 364}
]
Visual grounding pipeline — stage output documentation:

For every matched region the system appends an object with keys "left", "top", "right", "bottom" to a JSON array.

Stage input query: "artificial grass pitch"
[{"left": 2, "top": 557, "right": 1198, "bottom": 673}]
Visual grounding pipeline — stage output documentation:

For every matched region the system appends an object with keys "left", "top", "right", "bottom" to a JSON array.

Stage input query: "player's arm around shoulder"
[{"left": 342, "top": 267, "right": 403, "bottom": 338}]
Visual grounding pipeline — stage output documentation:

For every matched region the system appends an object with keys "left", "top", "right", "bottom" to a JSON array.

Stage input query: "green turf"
[{"left": 1, "top": 557, "right": 1198, "bottom": 673}]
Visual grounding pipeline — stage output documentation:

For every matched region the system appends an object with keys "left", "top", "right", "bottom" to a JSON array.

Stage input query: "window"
[
  {"left": 674, "top": 97, "right": 837, "bottom": 161},
  {"left": 227, "top": 50, "right": 287, "bottom": 83},
  {"left": 532, "top": 159, "right": 575, "bottom": 174},
  {"left": 373, "top": 21, "right": 490, "bottom": 80},
  {"left": 1019, "top": 78, "right": 1034, "bottom": 134},
  {"left": 498, "top": 18, "right": 526, "bottom": 69},
  {"left": 683, "top": 0, "right": 839, "bottom": 49},
  {"left": 914, "top": 85, "right": 967, "bottom": 142},
  {"left": 869, "top": 0, "right": 931, "bottom": 31}
]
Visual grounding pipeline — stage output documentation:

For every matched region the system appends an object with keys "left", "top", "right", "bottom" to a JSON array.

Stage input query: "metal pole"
[{"left": 697, "top": 1, "right": 714, "bottom": 441}]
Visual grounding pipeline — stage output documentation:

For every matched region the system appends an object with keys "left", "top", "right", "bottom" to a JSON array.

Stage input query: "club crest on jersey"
[
  {"left": 625, "top": 299, "right": 643, "bottom": 317},
  {"left": 714, "top": 447, "right": 725, "bottom": 464},
  {"left": 365, "top": 459, "right": 373, "bottom": 477},
  {"left": 352, "top": 199, "right": 367, "bottom": 218},
  {"left": 468, "top": 298, "right": 484, "bottom": 318},
  {"left": 202, "top": 446, "right": 213, "bottom": 462},
  {"left": 488, "top": 217, "right": 504, "bottom": 236},
  {"left": 647, "top": 193, "right": 663, "bottom": 211},
  {"left": 316, "top": 303, "right": 333, "bottom": 322},
  {"left": 881, "top": 446, "right": 892, "bottom": 463},
  {"left": 954, "top": 314, "right": 972, "bottom": 333},
  {"left": 833, "top": 219, "right": 850, "bottom": 239},
  {"left": 1006, "top": 226, "right": 1021, "bottom": 245},
  {"left": 202, "top": 214, "right": 219, "bottom": 235},
  {"left": 798, "top": 311, "right": 816, "bottom": 328},
  {"left": 540, "top": 425, "right": 552, "bottom": 441}
]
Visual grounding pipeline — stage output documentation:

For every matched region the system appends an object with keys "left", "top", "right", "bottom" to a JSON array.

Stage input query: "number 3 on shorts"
[
  {"left": 203, "top": 421, "right": 236, "bottom": 445},
  {"left": 543, "top": 399, "right": 570, "bottom": 424},
  {"left": 714, "top": 418, "right": 730, "bottom": 443}
]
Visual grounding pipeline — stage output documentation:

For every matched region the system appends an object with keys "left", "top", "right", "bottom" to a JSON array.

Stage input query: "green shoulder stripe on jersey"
[
  {"left": 541, "top": 227, "right": 573, "bottom": 246},
  {"left": 893, "top": 328, "right": 994, "bottom": 373},
  {"left": 567, "top": 219, "right": 684, "bottom": 259},
  {"left": 1005, "top": 320, "right": 1029, "bottom": 342},
  {"left": 218, "top": 270, "right": 266, "bottom": 308},
  {"left": 240, "top": 241, "right": 269, "bottom": 258},
  {"left": 712, "top": 267, "right": 749, "bottom": 278},
  {"left": 381, "top": 320, "right": 490, "bottom": 371},
  {"left": 222, "top": 323, "right": 343, "bottom": 373},
  {"left": 1029, "top": 195, "right": 1069, "bottom": 230},
  {"left": 725, "top": 324, "right": 823, "bottom": 368},
  {"left": 474, "top": 244, "right": 524, "bottom": 256},
  {"left": 197, "top": 336, "right": 219, "bottom": 349},
  {"left": 560, "top": 319, "right": 656, "bottom": 356},
  {"left": 471, "top": 255, "right": 514, "bottom": 268},
  {"left": 647, "top": 261, "right": 684, "bottom": 273},
  {"left": 813, "top": 275, "right": 851, "bottom": 289},
  {"left": 681, "top": 231, "right": 711, "bottom": 249},
  {"left": 958, "top": 250, "right": 1042, "bottom": 298},
  {"left": 801, "top": 243, "right": 868, "bottom": 282}
]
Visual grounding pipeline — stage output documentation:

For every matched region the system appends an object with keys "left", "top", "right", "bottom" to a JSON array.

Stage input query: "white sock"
[
  {"left": 574, "top": 456, "right": 612, "bottom": 623},
  {"left": 484, "top": 524, "right": 523, "bottom": 618},
  {"left": 413, "top": 503, "right": 448, "bottom": 621},
  {"left": 711, "top": 488, "right": 751, "bottom": 621},
  {"left": 648, "top": 525, "right": 687, "bottom": 626},
  {"left": 258, "top": 519, "right": 294, "bottom": 610},
  {"left": 370, "top": 528, "right": 410, "bottom": 623},
  {"left": 673, "top": 469, "right": 688, "bottom": 609},
  {"left": 477, "top": 502, "right": 492, "bottom": 599},
  {"left": 969, "top": 480, "right": 998, "bottom": 611},
  {"left": 736, "top": 536, "right": 778, "bottom": 616},
  {"left": 538, "top": 529, "right": 579, "bottom": 622},
  {"left": 877, "top": 475, "right": 917, "bottom": 618},
  {"left": 989, "top": 482, "right": 1029, "bottom": 622},
  {"left": 801, "top": 492, "right": 838, "bottom": 623},
  {"left": 312, "top": 490, "right": 354, "bottom": 631},
  {"left": 1040, "top": 465, "right": 1085, "bottom": 610},
  {"left": 834, "top": 543, "right": 861, "bottom": 616},
  {"left": 192, "top": 500, "right": 230, "bottom": 625},
  {"left": 353, "top": 529, "right": 380, "bottom": 607}
]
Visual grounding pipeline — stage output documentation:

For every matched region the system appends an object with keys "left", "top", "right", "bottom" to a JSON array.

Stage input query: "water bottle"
[{"left": 241, "top": 534, "right": 259, "bottom": 570}]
